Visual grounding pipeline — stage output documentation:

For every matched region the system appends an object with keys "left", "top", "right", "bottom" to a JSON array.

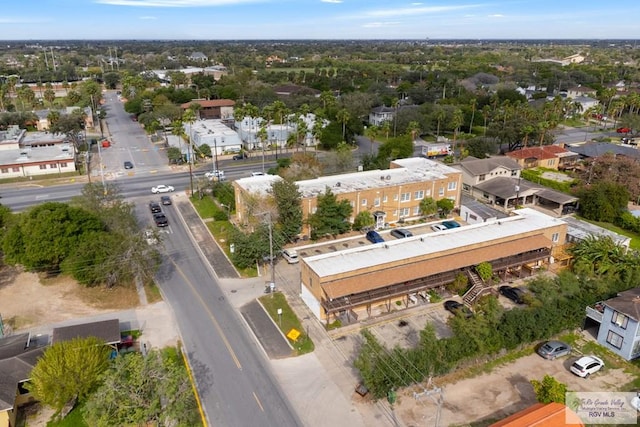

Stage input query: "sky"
[{"left": 2, "top": 0, "right": 640, "bottom": 40}]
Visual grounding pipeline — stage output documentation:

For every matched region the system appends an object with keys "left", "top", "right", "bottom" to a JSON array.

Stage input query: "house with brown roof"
[
  {"left": 505, "top": 145, "right": 579, "bottom": 171},
  {"left": 180, "top": 99, "right": 235, "bottom": 121}
]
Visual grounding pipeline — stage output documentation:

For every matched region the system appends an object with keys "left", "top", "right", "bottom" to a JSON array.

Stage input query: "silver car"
[{"left": 537, "top": 340, "right": 572, "bottom": 360}]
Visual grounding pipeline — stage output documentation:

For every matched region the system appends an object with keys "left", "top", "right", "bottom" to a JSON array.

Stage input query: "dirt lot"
[
  {"left": 394, "top": 341, "right": 636, "bottom": 426},
  {"left": 0, "top": 266, "right": 141, "bottom": 333}
]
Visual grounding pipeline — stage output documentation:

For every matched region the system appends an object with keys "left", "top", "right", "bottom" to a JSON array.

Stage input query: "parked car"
[
  {"left": 617, "top": 127, "right": 632, "bottom": 134},
  {"left": 366, "top": 230, "right": 385, "bottom": 244},
  {"left": 570, "top": 355, "right": 604, "bottom": 378},
  {"left": 431, "top": 224, "right": 448, "bottom": 232},
  {"left": 282, "top": 248, "right": 299, "bottom": 264},
  {"left": 160, "top": 195, "right": 172, "bottom": 205},
  {"left": 153, "top": 213, "right": 169, "bottom": 227},
  {"left": 149, "top": 202, "right": 162, "bottom": 213},
  {"left": 442, "top": 220, "right": 461, "bottom": 229},
  {"left": 124, "top": 161, "right": 134, "bottom": 169},
  {"left": 537, "top": 340, "right": 572, "bottom": 360},
  {"left": 498, "top": 285, "right": 525, "bottom": 304},
  {"left": 390, "top": 228, "right": 413, "bottom": 239},
  {"left": 233, "top": 152, "right": 248, "bottom": 160},
  {"left": 151, "top": 185, "right": 174, "bottom": 194},
  {"left": 443, "top": 300, "right": 473, "bottom": 318}
]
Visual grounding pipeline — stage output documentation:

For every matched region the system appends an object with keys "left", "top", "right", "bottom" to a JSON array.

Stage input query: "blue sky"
[{"left": 2, "top": 0, "right": 640, "bottom": 40}]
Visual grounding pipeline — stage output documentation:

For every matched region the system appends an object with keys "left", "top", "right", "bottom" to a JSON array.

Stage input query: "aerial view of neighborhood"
[{"left": 1, "top": 2, "right": 640, "bottom": 427}]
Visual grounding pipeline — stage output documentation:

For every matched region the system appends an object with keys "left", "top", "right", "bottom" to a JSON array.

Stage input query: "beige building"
[
  {"left": 299, "top": 208, "right": 567, "bottom": 322},
  {"left": 232, "top": 157, "right": 463, "bottom": 236}
]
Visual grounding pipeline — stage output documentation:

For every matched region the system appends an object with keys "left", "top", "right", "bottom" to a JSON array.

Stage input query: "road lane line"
[
  {"left": 253, "top": 391, "right": 265, "bottom": 412},
  {"left": 168, "top": 257, "right": 243, "bottom": 370}
]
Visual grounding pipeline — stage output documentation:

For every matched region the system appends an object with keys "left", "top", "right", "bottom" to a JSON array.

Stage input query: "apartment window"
[
  {"left": 438, "top": 187, "right": 444, "bottom": 196},
  {"left": 39, "top": 165, "right": 47, "bottom": 170},
  {"left": 552, "top": 233, "right": 559, "bottom": 243},
  {"left": 383, "top": 195, "right": 388, "bottom": 203},
  {"left": 479, "top": 174, "right": 486, "bottom": 181},
  {"left": 374, "top": 198, "right": 381, "bottom": 207},
  {"left": 611, "top": 311, "right": 629, "bottom": 329},
  {"left": 399, "top": 207, "right": 410, "bottom": 217},
  {"left": 361, "top": 199, "right": 367, "bottom": 206},
  {"left": 606, "top": 331, "right": 623, "bottom": 349},
  {"left": 447, "top": 181, "right": 457, "bottom": 191},
  {"left": 400, "top": 192, "right": 411, "bottom": 202},
  {"left": 414, "top": 190, "right": 424, "bottom": 200}
]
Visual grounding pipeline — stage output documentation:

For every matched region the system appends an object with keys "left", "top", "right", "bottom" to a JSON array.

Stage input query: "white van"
[{"left": 282, "top": 248, "right": 299, "bottom": 264}]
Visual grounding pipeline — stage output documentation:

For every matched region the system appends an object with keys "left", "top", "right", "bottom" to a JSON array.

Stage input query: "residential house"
[
  {"left": 0, "top": 334, "right": 45, "bottom": 427},
  {"left": 188, "top": 52, "right": 208, "bottom": 62},
  {"left": 505, "top": 145, "right": 579, "bottom": 171},
  {"left": 181, "top": 99, "right": 235, "bottom": 121},
  {"left": 299, "top": 208, "right": 566, "bottom": 322},
  {"left": 368, "top": 106, "right": 395, "bottom": 126},
  {"left": 586, "top": 288, "right": 640, "bottom": 361},
  {"left": 453, "top": 156, "right": 578, "bottom": 216},
  {"left": 233, "top": 157, "right": 463, "bottom": 236}
]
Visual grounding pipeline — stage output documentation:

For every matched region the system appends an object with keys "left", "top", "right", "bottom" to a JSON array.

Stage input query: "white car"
[
  {"left": 151, "top": 185, "right": 175, "bottom": 194},
  {"left": 431, "top": 224, "right": 448, "bottom": 232},
  {"left": 570, "top": 355, "right": 604, "bottom": 378},
  {"left": 282, "top": 248, "right": 299, "bottom": 264},
  {"left": 205, "top": 170, "right": 225, "bottom": 180}
]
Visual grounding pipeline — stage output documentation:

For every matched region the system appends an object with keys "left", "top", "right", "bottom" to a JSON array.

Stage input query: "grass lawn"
[
  {"left": 259, "top": 292, "right": 314, "bottom": 355},
  {"left": 190, "top": 195, "right": 218, "bottom": 219}
]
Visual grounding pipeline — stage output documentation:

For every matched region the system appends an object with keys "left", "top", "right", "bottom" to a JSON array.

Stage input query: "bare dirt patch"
[
  {"left": 394, "top": 351, "right": 635, "bottom": 426},
  {"left": 0, "top": 266, "right": 139, "bottom": 333}
]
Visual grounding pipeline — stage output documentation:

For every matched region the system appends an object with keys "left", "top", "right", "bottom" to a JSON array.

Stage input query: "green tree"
[
  {"left": 3, "top": 202, "right": 105, "bottom": 272},
  {"left": 530, "top": 375, "right": 568, "bottom": 404},
  {"left": 353, "top": 211, "right": 375, "bottom": 231},
  {"left": 28, "top": 336, "right": 111, "bottom": 413},
  {"left": 308, "top": 188, "right": 353, "bottom": 239},
  {"left": 83, "top": 349, "right": 199, "bottom": 427},
  {"left": 272, "top": 178, "right": 303, "bottom": 242},
  {"left": 436, "top": 198, "right": 455, "bottom": 217},
  {"left": 419, "top": 197, "right": 438, "bottom": 218}
]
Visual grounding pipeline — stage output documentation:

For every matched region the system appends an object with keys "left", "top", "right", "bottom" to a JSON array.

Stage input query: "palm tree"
[{"left": 336, "top": 108, "right": 350, "bottom": 142}]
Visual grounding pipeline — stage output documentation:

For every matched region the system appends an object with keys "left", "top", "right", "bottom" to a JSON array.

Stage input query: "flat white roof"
[
  {"left": 235, "top": 157, "right": 460, "bottom": 199},
  {"left": 304, "top": 208, "right": 565, "bottom": 278}
]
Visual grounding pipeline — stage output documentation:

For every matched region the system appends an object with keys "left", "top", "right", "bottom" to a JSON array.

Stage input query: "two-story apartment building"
[
  {"left": 300, "top": 208, "right": 566, "bottom": 322},
  {"left": 232, "top": 157, "right": 462, "bottom": 237},
  {"left": 587, "top": 288, "right": 640, "bottom": 361}
]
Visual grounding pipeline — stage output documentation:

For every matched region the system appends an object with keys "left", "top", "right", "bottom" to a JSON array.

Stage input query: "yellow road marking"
[{"left": 169, "top": 257, "right": 242, "bottom": 370}]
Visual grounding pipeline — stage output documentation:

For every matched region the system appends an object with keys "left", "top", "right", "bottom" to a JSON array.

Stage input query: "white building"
[{"left": 185, "top": 119, "right": 243, "bottom": 156}]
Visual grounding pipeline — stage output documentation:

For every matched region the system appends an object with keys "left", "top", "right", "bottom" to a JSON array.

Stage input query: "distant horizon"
[{"left": 3, "top": 1, "right": 640, "bottom": 40}]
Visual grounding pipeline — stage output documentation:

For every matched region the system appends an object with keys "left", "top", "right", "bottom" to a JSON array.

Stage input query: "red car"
[{"left": 617, "top": 127, "right": 632, "bottom": 134}]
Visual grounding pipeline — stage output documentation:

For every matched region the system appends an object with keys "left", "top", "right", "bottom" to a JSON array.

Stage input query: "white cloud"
[
  {"left": 95, "top": 0, "right": 259, "bottom": 7},
  {"left": 355, "top": 4, "right": 482, "bottom": 19},
  {"left": 362, "top": 21, "right": 401, "bottom": 28}
]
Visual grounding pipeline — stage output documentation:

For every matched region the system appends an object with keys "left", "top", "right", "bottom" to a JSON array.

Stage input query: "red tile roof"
[{"left": 506, "top": 145, "right": 568, "bottom": 160}]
